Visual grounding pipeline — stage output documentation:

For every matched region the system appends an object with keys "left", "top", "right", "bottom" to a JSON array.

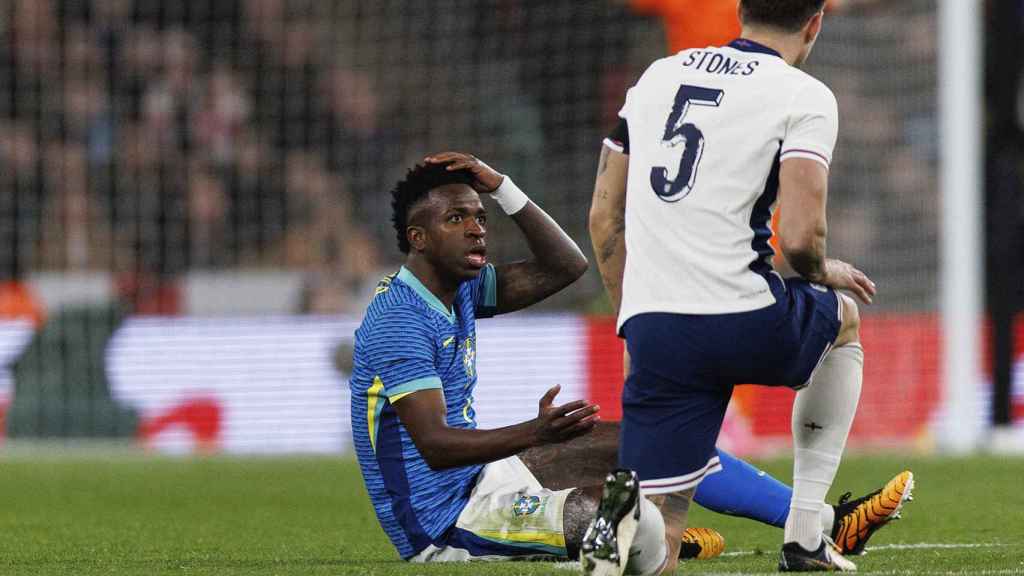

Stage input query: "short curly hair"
[
  {"left": 390, "top": 162, "right": 477, "bottom": 254},
  {"left": 740, "top": 0, "right": 827, "bottom": 32}
]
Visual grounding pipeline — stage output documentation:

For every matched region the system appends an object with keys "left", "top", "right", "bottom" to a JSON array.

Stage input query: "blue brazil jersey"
[{"left": 350, "top": 265, "right": 498, "bottom": 559}]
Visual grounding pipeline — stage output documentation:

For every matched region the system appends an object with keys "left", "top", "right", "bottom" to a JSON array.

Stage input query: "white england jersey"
[{"left": 609, "top": 39, "right": 838, "bottom": 330}]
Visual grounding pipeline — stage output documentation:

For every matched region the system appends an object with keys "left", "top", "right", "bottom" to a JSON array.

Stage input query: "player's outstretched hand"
[
  {"left": 530, "top": 385, "right": 600, "bottom": 446},
  {"left": 822, "top": 258, "right": 876, "bottom": 305},
  {"left": 424, "top": 152, "right": 504, "bottom": 194}
]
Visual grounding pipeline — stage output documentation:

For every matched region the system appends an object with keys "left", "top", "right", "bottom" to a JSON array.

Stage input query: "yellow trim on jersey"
[
  {"left": 474, "top": 529, "right": 566, "bottom": 550},
  {"left": 386, "top": 377, "right": 443, "bottom": 401},
  {"left": 462, "top": 397, "right": 474, "bottom": 424},
  {"left": 366, "top": 376, "right": 385, "bottom": 453},
  {"left": 442, "top": 336, "right": 456, "bottom": 348},
  {"left": 390, "top": 391, "right": 414, "bottom": 403},
  {"left": 374, "top": 273, "right": 396, "bottom": 296}
]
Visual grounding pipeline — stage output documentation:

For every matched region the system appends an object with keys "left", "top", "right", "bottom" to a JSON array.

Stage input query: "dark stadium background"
[{"left": 0, "top": 2, "right": 1021, "bottom": 573}]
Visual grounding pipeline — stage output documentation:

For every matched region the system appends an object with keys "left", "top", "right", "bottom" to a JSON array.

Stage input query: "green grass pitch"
[{"left": 0, "top": 453, "right": 1021, "bottom": 575}]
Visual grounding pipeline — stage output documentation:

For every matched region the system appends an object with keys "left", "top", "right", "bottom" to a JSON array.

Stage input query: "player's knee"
[
  {"left": 835, "top": 294, "right": 860, "bottom": 347},
  {"left": 626, "top": 497, "right": 668, "bottom": 576}
]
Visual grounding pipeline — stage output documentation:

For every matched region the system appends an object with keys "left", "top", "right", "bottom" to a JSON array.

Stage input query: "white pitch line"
[
  {"left": 556, "top": 543, "right": 1018, "bottom": 573},
  {"left": 688, "top": 565, "right": 1024, "bottom": 569},
  {"left": 721, "top": 542, "right": 1006, "bottom": 557},
  {"left": 867, "top": 543, "right": 1006, "bottom": 551}
]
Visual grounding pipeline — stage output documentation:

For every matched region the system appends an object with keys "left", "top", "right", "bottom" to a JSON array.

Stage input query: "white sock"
[
  {"left": 784, "top": 343, "right": 863, "bottom": 551},
  {"left": 626, "top": 497, "right": 667, "bottom": 576},
  {"left": 820, "top": 502, "right": 836, "bottom": 535}
]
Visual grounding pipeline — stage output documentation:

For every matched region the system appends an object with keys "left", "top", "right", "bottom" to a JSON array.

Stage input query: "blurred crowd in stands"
[
  {"left": 0, "top": 0, "right": 1017, "bottom": 319},
  {"left": 0, "top": 0, "right": 648, "bottom": 317},
  {"left": 0, "top": 0, "right": 401, "bottom": 315}
]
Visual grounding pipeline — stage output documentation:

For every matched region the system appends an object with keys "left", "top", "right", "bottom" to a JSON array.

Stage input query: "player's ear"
[
  {"left": 407, "top": 226, "right": 428, "bottom": 252},
  {"left": 804, "top": 10, "right": 824, "bottom": 44}
]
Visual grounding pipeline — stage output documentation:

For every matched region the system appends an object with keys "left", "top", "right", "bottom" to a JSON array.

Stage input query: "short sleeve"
[
  {"left": 781, "top": 80, "right": 838, "bottom": 169},
  {"left": 363, "top": 305, "right": 441, "bottom": 401},
  {"left": 471, "top": 263, "right": 498, "bottom": 319},
  {"left": 603, "top": 118, "right": 630, "bottom": 155},
  {"left": 618, "top": 84, "right": 637, "bottom": 122},
  {"left": 617, "top": 57, "right": 665, "bottom": 124}
]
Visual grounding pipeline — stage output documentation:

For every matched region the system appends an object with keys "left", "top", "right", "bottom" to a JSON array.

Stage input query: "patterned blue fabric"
[
  {"left": 695, "top": 448, "right": 790, "bottom": 528},
  {"left": 350, "top": 264, "right": 498, "bottom": 559}
]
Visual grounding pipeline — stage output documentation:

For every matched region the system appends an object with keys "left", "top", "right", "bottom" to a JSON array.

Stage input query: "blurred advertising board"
[{"left": 0, "top": 314, "right": 1019, "bottom": 455}]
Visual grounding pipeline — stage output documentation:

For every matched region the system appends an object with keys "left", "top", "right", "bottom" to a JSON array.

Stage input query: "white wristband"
[{"left": 490, "top": 176, "right": 530, "bottom": 215}]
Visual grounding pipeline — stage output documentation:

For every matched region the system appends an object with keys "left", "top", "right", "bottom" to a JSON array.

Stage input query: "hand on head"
[{"left": 425, "top": 152, "right": 504, "bottom": 194}]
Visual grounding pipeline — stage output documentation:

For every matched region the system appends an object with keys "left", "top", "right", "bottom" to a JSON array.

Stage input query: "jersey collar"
[
  {"left": 397, "top": 266, "right": 456, "bottom": 323},
  {"left": 728, "top": 38, "right": 782, "bottom": 58}
]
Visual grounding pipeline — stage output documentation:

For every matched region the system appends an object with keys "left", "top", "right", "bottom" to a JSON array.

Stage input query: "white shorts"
[{"left": 410, "top": 456, "right": 574, "bottom": 562}]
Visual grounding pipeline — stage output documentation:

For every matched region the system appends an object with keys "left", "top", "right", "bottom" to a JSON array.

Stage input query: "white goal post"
[{"left": 938, "top": 0, "right": 984, "bottom": 453}]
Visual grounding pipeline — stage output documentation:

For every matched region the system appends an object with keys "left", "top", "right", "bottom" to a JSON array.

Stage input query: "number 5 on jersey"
[{"left": 650, "top": 85, "right": 724, "bottom": 202}]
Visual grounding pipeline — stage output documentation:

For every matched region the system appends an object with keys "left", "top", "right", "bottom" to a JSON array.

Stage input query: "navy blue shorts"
[{"left": 618, "top": 274, "right": 842, "bottom": 494}]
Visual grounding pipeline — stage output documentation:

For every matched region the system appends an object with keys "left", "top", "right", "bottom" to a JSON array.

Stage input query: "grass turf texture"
[{"left": 0, "top": 454, "right": 1021, "bottom": 575}]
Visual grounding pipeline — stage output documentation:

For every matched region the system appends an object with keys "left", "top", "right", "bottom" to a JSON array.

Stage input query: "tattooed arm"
[
  {"left": 589, "top": 144, "right": 630, "bottom": 313},
  {"left": 493, "top": 200, "right": 589, "bottom": 314}
]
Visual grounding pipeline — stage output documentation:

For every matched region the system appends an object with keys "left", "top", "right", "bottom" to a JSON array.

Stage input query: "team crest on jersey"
[
  {"left": 512, "top": 495, "right": 542, "bottom": 517},
  {"left": 462, "top": 336, "right": 476, "bottom": 378}
]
